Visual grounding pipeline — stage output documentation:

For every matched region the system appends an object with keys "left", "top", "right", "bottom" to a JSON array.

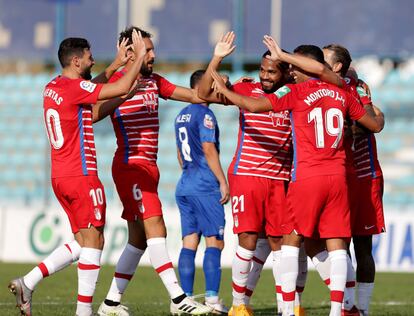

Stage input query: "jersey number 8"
[{"left": 178, "top": 127, "right": 192, "bottom": 162}]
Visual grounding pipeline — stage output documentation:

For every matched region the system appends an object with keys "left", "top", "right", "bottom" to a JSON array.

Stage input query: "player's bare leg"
[
  {"left": 99, "top": 220, "right": 147, "bottom": 316},
  {"left": 353, "top": 235, "right": 375, "bottom": 316},
  {"left": 280, "top": 232, "right": 302, "bottom": 316},
  {"left": 325, "top": 238, "right": 348, "bottom": 316}
]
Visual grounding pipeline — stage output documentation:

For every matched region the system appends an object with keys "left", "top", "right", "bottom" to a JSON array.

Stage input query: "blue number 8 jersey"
[{"left": 175, "top": 103, "right": 220, "bottom": 196}]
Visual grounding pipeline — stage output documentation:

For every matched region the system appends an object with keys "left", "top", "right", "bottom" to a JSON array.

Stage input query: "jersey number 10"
[
  {"left": 308, "top": 107, "right": 344, "bottom": 149},
  {"left": 45, "top": 109, "right": 64, "bottom": 149}
]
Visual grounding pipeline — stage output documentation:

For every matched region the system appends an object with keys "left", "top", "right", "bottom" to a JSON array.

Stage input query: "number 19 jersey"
[
  {"left": 175, "top": 103, "right": 220, "bottom": 196},
  {"left": 265, "top": 79, "right": 367, "bottom": 181},
  {"left": 43, "top": 76, "right": 103, "bottom": 178}
]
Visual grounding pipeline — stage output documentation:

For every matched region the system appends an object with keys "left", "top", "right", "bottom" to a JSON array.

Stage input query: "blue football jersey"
[{"left": 175, "top": 103, "right": 220, "bottom": 195}]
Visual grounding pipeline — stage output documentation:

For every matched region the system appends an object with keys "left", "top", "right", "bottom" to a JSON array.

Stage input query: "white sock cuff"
[
  {"left": 329, "top": 249, "right": 347, "bottom": 261},
  {"left": 281, "top": 245, "right": 300, "bottom": 257},
  {"left": 147, "top": 237, "right": 166, "bottom": 246},
  {"left": 67, "top": 240, "right": 82, "bottom": 260},
  {"left": 236, "top": 246, "right": 254, "bottom": 259},
  {"left": 126, "top": 243, "right": 145, "bottom": 255},
  {"left": 272, "top": 250, "right": 282, "bottom": 260},
  {"left": 312, "top": 250, "right": 329, "bottom": 265},
  {"left": 80, "top": 248, "right": 102, "bottom": 266}
]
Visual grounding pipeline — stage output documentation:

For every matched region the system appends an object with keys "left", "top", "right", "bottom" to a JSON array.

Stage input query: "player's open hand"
[
  {"left": 214, "top": 31, "right": 236, "bottom": 58},
  {"left": 211, "top": 70, "right": 228, "bottom": 94},
  {"left": 114, "top": 37, "right": 132, "bottom": 68},
  {"left": 123, "top": 79, "right": 151, "bottom": 99},
  {"left": 263, "top": 35, "right": 283, "bottom": 61},
  {"left": 220, "top": 182, "right": 230, "bottom": 205},
  {"left": 132, "top": 29, "right": 146, "bottom": 59}
]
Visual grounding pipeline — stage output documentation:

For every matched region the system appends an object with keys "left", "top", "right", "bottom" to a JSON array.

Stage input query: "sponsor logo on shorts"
[
  {"left": 365, "top": 225, "right": 375, "bottom": 230},
  {"left": 234, "top": 215, "right": 239, "bottom": 228},
  {"left": 79, "top": 80, "right": 97, "bottom": 93},
  {"left": 139, "top": 203, "right": 145, "bottom": 214},
  {"left": 94, "top": 208, "right": 102, "bottom": 220},
  {"left": 219, "top": 226, "right": 224, "bottom": 236}
]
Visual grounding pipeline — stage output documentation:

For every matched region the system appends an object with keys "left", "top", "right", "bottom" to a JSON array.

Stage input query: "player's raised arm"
[
  {"left": 92, "top": 38, "right": 131, "bottom": 83},
  {"left": 92, "top": 81, "right": 150, "bottom": 123},
  {"left": 263, "top": 35, "right": 343, "bottom": 88},
  {"left": 97, "top": 30, "right": 146, "bottom": 100},
  {"left": 211, "top": 70, "right": 272, "bottom": 112},
  {"left": 348, "top": 97, "right": 384, "bottom": 133},
  {"left": 198, "top": 31, "right": 236, "bottom": 104}
]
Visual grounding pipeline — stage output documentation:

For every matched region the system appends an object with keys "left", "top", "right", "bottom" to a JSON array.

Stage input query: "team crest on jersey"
[
  {"left": 269, "top": 110, "right": 290, "bottom": 127},
  {"left": 142, "top": 92, "right": 157, "bottom": 113},
  {"left": 80, "top": 80, "right": 97, "bottom": 93},
  {"left": 203, "top": 114, "right": 215, "bottom": 129},
  {"left": 275, "top": 86, "right": 291, "bottom": 98}
]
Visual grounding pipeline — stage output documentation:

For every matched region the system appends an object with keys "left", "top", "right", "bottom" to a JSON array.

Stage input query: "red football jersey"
[
  {"left": 109, "top": 71, "right": 176, "bottom": 164},
  {"left": 265, "top": 79, "right": 366, "bottom": 181},
  {"left": 228, "top": 82, "right": 292, "bottom": 180},
  {"left": 350, "top": 81, "right": 383, "bottom": 179},
  {"left": 43, "top": 76, "right": 103, "bottom": 178},
  {"left": 342, "top": 76, "right": 370, "bottom": 175}
]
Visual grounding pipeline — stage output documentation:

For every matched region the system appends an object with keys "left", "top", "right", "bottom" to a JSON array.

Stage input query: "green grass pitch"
[{"left": 1, "top": 263, "right": 413, "bottom": 315}]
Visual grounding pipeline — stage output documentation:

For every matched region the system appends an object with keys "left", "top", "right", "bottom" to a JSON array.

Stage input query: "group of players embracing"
[{"left": 8, "top": 26, "right": 384, "bottom": 316}]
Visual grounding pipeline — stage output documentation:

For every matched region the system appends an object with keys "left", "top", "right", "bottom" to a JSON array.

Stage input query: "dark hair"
[
  {"left": 293, "top": 45, "right": 325, "bottom": 64},
  {"left": 190, "top": 70, "right": 205, "bottom": 88},
  {"left": 262, "top": 50, "right": 289, "bottom": 73},
  {"left": 58, "top": 37, "right": 90, "bottom": 68},
  {"left": 119, "top": 26, "right": 152, "bottom": 46},
  {"left": 323, "top": 44, "right": 352, "bottom": 77}
]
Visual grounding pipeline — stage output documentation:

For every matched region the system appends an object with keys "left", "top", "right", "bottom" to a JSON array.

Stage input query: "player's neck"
[{"left": 62, "top": 67, "right": 82, "bottom": 80}]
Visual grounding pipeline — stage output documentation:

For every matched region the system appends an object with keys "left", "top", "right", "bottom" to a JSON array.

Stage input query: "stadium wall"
[{"left": 0, "top": 205, "right": 413, "bottom": 272}]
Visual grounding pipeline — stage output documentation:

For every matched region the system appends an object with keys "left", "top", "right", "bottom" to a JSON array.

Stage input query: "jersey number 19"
[{"left": 308, "top": 107, "right": 344, "bottom": 149}]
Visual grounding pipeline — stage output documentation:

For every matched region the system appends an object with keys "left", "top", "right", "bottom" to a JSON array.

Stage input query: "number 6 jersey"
[
  {"left": 265, "top": 79, "right": 366, "bottom": 181},
  {"left": 43, "top": 76, "right": 103, "bottom": 178}
]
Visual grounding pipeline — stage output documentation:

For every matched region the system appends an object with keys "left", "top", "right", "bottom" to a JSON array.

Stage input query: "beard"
[
  {"left": 81, "top": 67, "right": 92, "bottom": 80},
  {"left": 140, "top": 61, "right": 154, "bottom": 77}
]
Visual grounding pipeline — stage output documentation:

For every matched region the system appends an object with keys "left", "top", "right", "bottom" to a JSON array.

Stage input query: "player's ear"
[
  {"left": 72, "top": 55, "right": 81, "bottom": 67},
  {"left": 332, "top": 62, "right": 343, "bottom": 74}
]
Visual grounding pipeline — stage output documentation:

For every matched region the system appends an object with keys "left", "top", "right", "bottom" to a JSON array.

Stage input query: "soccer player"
[
  {"left": 198, "top": 32, "right": 295, "bottom": 316},
  {"left": 174, "top": 69, "right": 230, "bottom": 314},
  {"left": 97, "top": 26, "right": 212, "bottom": 316},
  {"left": 209, "top": 36, "right": 383, "bottom": 316},
  {"left": 8, "top": 30, "right": 146, "bottom": 316},
  {"left": 323, "top": 45, "right": 385, "bottom": 316}
]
